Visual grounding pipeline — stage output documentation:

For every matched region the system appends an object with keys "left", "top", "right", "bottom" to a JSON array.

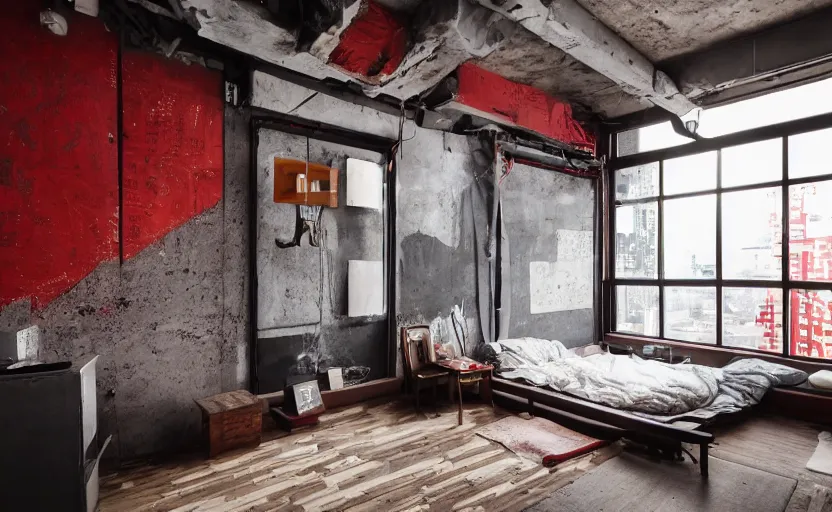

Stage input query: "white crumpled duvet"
[{"left": 489, "top": 338, "right": 808, "bottom": 422}]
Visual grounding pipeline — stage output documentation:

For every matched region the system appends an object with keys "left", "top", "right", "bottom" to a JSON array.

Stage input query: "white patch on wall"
[
  {"left": 236, "top": 343, "right": 248, "bottom": 388},
  {"left": 348, "top": 260, "right": 384, "bottom": 317},
  {"left": 556, "top": 229, "right": 593, "bottom": 261},
  {"left": 555, "top": 192, "right": 577, "bottom": 205},
  {"left": 530, "top": 229, "right": 594, "bottom": 314},
  {"left": 346, "top": 158, "right": 383, "bottom": 210},
  {"left": 16, "top": 325, "right": 41, "bottom": 361}
]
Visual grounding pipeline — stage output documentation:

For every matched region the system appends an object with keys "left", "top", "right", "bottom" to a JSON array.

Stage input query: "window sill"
[
  {"left": 605, "top": 332, "right": 832, "bottom": 371},
  {"left": 605, "top": 332, "right": 832, "bottom": 423}
]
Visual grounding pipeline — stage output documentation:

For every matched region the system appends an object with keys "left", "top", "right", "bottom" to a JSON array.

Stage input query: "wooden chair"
[{"left": 401, "top": 325, "right": 449, "bottom": 413}]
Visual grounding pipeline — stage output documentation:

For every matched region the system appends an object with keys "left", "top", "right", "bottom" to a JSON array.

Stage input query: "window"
[
  {"left": 664, "top": 195, "right": 716, "bottom": 279},
  {"left": 610, "top": 112, "right": 832, "bottom": 360},
  {"left": 617, "top": 77, "right": 832, "bottom": 157},
  {"left": 616, "top": 285, "right": 659, "bottom": 336}
]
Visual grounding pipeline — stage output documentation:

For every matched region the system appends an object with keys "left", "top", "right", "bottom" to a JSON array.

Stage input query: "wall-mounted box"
[
  {"left": 348, "top": 260, "right": 384, "bottom": 317},
  {"left": 346, "top": 158, "right": 383, "bottom": 210},
  {"left": 274, "top": 158, "right": 338, "bottom": 207}
]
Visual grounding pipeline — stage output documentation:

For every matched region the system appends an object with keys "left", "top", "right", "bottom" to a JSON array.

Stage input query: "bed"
[{"left": 485, "top": 338, "right": 809, "bottom": 477}]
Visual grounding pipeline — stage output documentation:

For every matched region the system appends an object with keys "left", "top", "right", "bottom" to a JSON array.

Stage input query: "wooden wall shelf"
[{"left": 273, "top": 158, "right": 338, "bottom": 208}]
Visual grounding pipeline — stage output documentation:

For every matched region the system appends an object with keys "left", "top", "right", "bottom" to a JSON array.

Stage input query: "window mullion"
[
  {"left": 609, "top": 151, "right": 617, "bottom": 334},
  {"left": 658, "top": 159, "right": 665, "bottom": 339},
  {"left": 782, "top": 136, "right": 790, "bottom": 357},
  {"left": 716, "top": 149, "right": 723, "bottom": 347}
]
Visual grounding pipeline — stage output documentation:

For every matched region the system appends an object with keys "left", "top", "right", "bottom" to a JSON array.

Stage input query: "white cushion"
[{"left": 808, "top": 370, "right": 832, "bottom": 390}]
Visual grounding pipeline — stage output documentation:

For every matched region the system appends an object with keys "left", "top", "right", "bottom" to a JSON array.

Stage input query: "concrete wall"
[
  {"left": 0, "top": 6, "right": 252, "bottom": 461},
  {"left": 395, "top": 129, "right": 490, "bottom": 359},
  {"left": 501, "top": 162, "right": 597, "bottom": 348},
  {"left": 250, "top": 70, "right": 600, "bottom": 364},
  {"left": 0, "top": 106, "right": 250, "bottom": 461},
  {"left": 251, "top": 71, "right": 491, "bottom": 376},
  {"left": 254, "top": 129, "right": 388, "bottom": 392}
]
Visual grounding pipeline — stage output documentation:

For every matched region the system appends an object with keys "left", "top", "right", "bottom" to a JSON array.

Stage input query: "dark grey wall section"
[
  {"left": 501, "top": 163, "right": 597, "bottom": 348},
  {"left": 256, "top": 334, "right": 309, "bottom": 393},
  {"left": 256, "top": 320, "right": 387, "bottom": 392},
  {"left": 399, "top": 233, "right": 475, "bottom": 319},
  {"left": 0, "top": 105, "right": 251, "bottom": 462},
  {"left": 396, "top": 129, "right": 489, "bottom": 361},
  {"left": 222, "top": 107, "right": 252, "bottom": 392},
  {"left": 254, "top": 129, "right": 387, "bottom": 393}
]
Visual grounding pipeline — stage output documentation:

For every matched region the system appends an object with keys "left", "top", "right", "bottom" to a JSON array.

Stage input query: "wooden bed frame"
[{"left": 489, "top": 376, "right": 714, "bottom": 477}]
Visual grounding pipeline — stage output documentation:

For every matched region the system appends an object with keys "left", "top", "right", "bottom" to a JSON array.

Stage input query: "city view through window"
[{"left": 613, "top": 79, "right": 832, "bottom": 359}]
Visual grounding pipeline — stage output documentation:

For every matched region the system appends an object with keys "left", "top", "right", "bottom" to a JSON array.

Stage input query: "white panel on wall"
[
  {"left": 529, "top": 261, "right": 593, "bottom": 314},
  {"left": 348, "top": 260, "right": 384, "bottom": 317},
  {"left": 16, "top": 325, "right": 40, "bottom": 361},
  {"left": 530, "top": 228, "right": 594, "bottom": 314},
  {"left": 346, "top": 158, "right": 383, "bottom": 210}
]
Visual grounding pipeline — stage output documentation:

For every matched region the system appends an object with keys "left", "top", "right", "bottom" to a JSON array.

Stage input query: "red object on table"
[
  {"left": 435, "top": 357, "right": 492, "bottom": 372},
  {"left": 434, "top": 358, "right": 494, "bottom": 425}
]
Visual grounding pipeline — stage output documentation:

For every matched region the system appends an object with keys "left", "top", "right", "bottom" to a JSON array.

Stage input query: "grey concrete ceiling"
[
  {"left": 577, "top": 0, "right": 832, "bottom": 62},
  {"left": 177, "top": 0, "right": 832, "bottom": 122},
  {"left": 476, "top": 26, "right": 651, "bottom": 119}
]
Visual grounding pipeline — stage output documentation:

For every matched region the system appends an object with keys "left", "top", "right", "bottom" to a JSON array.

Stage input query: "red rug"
[{"left": 476, "top": 416, "right": 606, "bottom": 467}]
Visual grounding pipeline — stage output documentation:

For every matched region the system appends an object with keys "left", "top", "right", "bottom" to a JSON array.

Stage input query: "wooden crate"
[{"left": 195, "top": 390, "right": 262, "bottom": 458}]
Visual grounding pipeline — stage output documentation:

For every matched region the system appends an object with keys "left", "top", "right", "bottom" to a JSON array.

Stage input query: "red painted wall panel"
[
  {"left": 0, "top": 4, "right": 118, "bottom": 309},
  {"left": 455, "top": 63, "right": 595, "bottom": 153},
  {"left": 121, "top": 52, "right": 224, "bottom": 260}
]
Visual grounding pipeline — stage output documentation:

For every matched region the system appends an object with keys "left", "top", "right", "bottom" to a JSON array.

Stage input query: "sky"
[
  {"left": 634, "top": 76, "right": 832, "bottom": 152},
  {"left": 623, "top": 77, "right": 832, "bottom": 280}
]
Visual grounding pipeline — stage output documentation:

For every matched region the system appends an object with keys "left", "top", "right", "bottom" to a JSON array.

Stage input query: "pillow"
[{"left": 808, "top": 370, "right": 832, "bottom": 390}]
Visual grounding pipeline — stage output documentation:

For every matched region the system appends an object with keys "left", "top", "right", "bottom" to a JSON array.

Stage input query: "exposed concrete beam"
[
  {"left": 663, "top": 5, "right": 832, "bottom": 107},
  {"left": 251, "top": 70, "right": 404, "bottom": 140},
  {"left": 369, "top": 0, "right": 517, "bottom": 100},
  {"left": 181, "top": 0, "right": 516, "bottom": 102},
  {"left": 475, "top": 0, "right": 696, "bottom": 116},
  {"left": 181, "top": 0, "right": 352, "bottom": 83}
]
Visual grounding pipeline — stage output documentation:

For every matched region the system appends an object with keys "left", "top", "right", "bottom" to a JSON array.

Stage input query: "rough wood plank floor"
[
  {"left": 99, "top": 400, "right": 620, "bottom": 512},
  {"left": 709, "top": 415, "right": 832, "bottom": 512}
]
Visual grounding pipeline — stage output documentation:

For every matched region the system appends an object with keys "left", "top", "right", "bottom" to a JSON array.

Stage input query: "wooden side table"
[
  {"left": 434, "top": 360, "right": 494, "bottom": 425},
  {"left": 195, "top": 390, "right": 262, "bottom": 458}
]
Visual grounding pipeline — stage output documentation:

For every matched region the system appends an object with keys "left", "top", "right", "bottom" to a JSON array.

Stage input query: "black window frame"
[{"left": 605, "top": 111, "right": 832, "bottom": 362}]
